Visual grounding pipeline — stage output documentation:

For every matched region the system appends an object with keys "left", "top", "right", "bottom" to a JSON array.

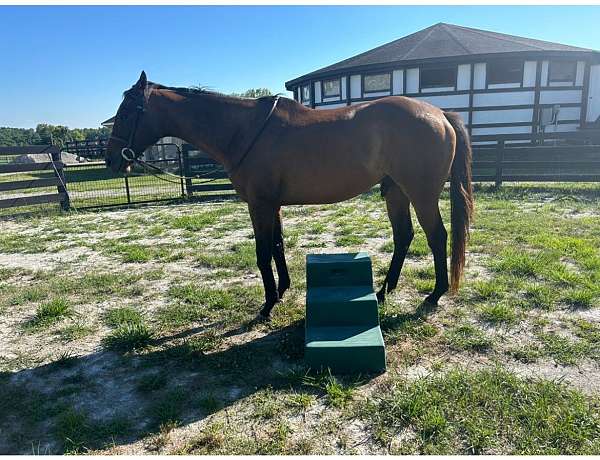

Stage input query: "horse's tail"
[{"left": 444, "top": 112, "right": 474, "bottom": 293}]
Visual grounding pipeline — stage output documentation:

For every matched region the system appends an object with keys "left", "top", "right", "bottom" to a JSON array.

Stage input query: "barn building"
[{"left": 285, "top": 23, "right": 600, "bottom": 138}]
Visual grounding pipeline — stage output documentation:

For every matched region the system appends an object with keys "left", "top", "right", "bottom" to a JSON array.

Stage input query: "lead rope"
[{"left": 121, "top": 144, "right": 225, "bottom": 185}]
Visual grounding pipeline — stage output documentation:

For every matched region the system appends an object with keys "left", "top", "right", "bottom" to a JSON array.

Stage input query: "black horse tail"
[{"left": 444, "top": 112, "right": 474, "bottom": 293}]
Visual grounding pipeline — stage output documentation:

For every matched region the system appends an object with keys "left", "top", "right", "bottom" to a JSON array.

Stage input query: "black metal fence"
[{"left": 64, "top": 157, "right": 186, "bottom": 209}]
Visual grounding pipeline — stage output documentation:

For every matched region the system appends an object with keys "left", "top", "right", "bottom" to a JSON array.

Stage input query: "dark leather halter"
[
  {"left": 108, "top": 98, "right": 146, "bottom": 164},
  {"left": 109, "top": 91, "right": 280, "bottom": 177}
]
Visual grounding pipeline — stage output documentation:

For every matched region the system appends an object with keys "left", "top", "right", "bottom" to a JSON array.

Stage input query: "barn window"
[
  {"left": 322, "top": 78, "right": 341, "bottom": 98},
  {"left": 549, "top": 61, "right": 577, "bottom": 83},
  {"left": 420, "top": 65, "right": 457, "bottom": 89},
  {"left": 363, "top": 73, "right": 391, "bottom": 93},
  {"left": 487, "top": 60, "right": 523, "bottom": 85},
  {"left": 301, "top": 85, "right": 310, "bottom": 102}
]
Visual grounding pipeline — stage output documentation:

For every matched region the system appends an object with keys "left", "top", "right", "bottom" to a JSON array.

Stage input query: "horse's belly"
[{"left": 281, "top": 171, "right": 381, "bottom": 205}]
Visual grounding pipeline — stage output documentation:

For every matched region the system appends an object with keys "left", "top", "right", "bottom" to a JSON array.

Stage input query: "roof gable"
[{"left": 286, "top": 23, "right": 595, "bottom": 87}]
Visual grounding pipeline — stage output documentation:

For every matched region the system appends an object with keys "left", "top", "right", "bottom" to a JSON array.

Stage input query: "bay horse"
[{"left": 105, "top": 71, "right": 473, "bottom": 319}]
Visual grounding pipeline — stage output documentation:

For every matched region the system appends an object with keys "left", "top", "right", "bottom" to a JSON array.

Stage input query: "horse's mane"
[{"left": 123, "top": 82, "right": 278, "bottom": 103}]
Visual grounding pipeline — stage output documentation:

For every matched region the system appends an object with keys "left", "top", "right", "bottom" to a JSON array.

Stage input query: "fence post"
[
  {"left": 495, "top": 139, "right": 505, "bottom": 188},
  {"left": 124, "top": 175, "right": 131, "bottom": 204},
  {"left": 182, "top": 144, "right": 193, "bottom": 198},
  {"left": 177, "top": 146, "right": 186, "bottom": 198},
  {"left": 52, "top": 147, "right": 70, "bottom": 211}
]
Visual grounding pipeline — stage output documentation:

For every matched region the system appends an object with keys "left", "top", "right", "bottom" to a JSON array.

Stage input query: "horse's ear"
[{"left": 134, "top": 71, "right": 148, "bottom": 91}]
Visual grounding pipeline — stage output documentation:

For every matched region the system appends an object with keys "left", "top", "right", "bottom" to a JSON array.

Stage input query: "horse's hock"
[{"left": 304, "top": 252, "right": 386, "bottom": 374}]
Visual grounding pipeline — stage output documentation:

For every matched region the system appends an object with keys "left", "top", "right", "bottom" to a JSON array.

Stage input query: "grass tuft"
[
  {"left": 25, "top": 298, "right": 72, "bottom": 330},
  {"left": 103, "top": 322, "right": 154, "bottom": 351}
]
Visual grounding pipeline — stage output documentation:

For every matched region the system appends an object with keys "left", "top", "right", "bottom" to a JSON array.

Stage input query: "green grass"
[
  {"left": 445, "top": 324, "right": 493, "bottom": 352},
  {"left": 363, "top": 367, "right": 600, "bottom": 454},
  {"left": 194, "top": 241, "right": 256, "bottom": 270},
  {"left": 521, "top": 283, "right": 557, "bottom": 310},
  {"left": 53, "top": 407, "right": 132, "bottom": 454},
  {"left": 479, "top": 302, "right": 518, "bottom": 325},
  {"left": 491, "top": 250, "right": 557, "bottom": 278},
  {"left": 136, "top": 372, "right": 169, "bottom": 393},
  {"left": 302, "top": 371, "right": 356, "bottom": 409},
  {"left": 536, "top": 332, "right": 594, "bottom": 365},
  {"left": 102, "top": 322, "right": 154, "bottom": 351},
  {"left": 158, "top": 283, "right": 261, "bottom": 328},
  {"left": 25, "top": 298, "right": 72, "bottom": 330},
  {"left": 105, "top": 243, "right": 185, "bottom": 263},
  {"left": 468, "top": 279, "right": 508, "bottom": 301},
  {"left": 171, "top": 211, "right": 220, "bottom": 231},
  {"left": 103, "top": 306, "right": 143, "bottom": 327},
  {"left": 58, "top": 323, "right": 94, "bottom": 341}
]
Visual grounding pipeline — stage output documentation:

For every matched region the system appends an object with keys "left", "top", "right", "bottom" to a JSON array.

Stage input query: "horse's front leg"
[
  {"left": 273, "top": 207, "right": 290, "bottom": 298},
  {"left": 248, "top": 201, "right": 279, "bottom": 318}
]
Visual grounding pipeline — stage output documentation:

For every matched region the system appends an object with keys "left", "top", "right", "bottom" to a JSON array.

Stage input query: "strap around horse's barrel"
[{"left": 228, "top": 95, "right": 280, "bottom": 176}]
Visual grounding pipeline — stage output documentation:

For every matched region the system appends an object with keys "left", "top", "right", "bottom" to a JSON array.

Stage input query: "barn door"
[{"left": 586, "top": 65, "right": 600, "bottom": 123}]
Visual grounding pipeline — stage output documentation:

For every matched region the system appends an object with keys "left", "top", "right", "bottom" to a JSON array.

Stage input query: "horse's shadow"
[
  {"left": 0, "top": 316, "right": 380, "bottom": 454},
  {"left": 0, "top": 297, "right": 432, "bottom": 454},
  {"left": 0, "top": 320, "right": 301, "bottom": 453}
]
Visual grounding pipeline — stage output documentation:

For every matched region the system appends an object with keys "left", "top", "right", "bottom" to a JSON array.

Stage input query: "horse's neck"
[{"left": 155, "top": 91, "right": 256, "bottom": 169}]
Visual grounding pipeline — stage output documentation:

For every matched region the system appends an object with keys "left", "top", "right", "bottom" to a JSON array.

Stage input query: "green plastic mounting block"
[{"left": 304, "top": 252, "right": 386, "bottom": 374}]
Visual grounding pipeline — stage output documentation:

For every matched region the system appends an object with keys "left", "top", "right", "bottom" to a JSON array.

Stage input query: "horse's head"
[{"left": 105, "top": 71, "right": 161, "bottom": 173}]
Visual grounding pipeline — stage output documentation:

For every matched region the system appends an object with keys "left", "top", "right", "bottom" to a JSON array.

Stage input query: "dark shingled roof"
[{"left": 286, "top": 23, "right": 596, "bottom": 88}]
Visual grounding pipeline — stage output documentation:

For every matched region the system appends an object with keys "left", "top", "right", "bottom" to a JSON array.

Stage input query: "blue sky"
[{"left": 1, "top": 5, "right": 600, "bottom": 128}]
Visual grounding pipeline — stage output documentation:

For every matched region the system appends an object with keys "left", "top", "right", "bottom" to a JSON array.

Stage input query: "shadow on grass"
[
  {"left": 379, "top": 299, "right": 439, "bottom": 335},
  {"left": 0, "top": 316, "right": 376, "bottom": 454}
]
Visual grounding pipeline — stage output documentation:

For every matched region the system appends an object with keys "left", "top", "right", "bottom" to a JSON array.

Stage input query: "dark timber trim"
[
  {"left": 346, "top": 75, "right": 351, "bottom": 105},
  {"left": 580, "top": 60, "right": 591, "bottom": 126},
  {"left": 468, "top": 63, "right": 475, "bottom": 135},
  {"left": 532, "top": 60, "right": 543, "bottom": 143}
]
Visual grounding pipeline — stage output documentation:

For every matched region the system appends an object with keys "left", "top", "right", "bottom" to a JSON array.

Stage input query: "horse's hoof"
[
  {"left": 376, "top": 290, "right": 386, "bottom": 304},
  {"left": 424, "top": 294, "right": 439, "bottom": 305},
  {"left": 254, "top": 312, "right": 271, "bottom": 323}
]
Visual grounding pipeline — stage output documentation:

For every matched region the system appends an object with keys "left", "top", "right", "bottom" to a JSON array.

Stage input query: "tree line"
[{"left": 0, "top": 124, "right": 111, "bottom": 148}]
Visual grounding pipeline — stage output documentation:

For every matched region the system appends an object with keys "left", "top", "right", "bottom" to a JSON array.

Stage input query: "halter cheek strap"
[{"left": 109, "top": 104, "right": 145, "bottom": 161}]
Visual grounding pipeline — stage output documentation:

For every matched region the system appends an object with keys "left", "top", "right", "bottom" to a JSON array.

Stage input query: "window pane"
[
  {"left": 302, "top": 85, "right": 310, "bottom": 101},
  {"left": 323, "top": 79, "right": 341, "bottom": 97},
  {"left": 549, "top": 61, "right": 576, "bottom": 82},
  {"left": 364, "top": 74, "right": 391, "bottom": 92},
  {"left": 488, "top": 60, "right": 523, "bottom": 85},
  {"left": 421, "top": 66, "right": 456, "bottom": 89}
]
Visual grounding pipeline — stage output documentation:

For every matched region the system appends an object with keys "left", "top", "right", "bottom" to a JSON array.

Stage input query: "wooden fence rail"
[
  {"left": 471, "top": 134, "right": 600, "bottom": 186},
  {"left": 0, "top": 145, "right": 70, "bottom": 210}
]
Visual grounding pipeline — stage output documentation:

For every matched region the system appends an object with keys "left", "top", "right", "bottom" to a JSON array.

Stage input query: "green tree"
[{"left": 231, "top": 88, "right": 273, "bottom": 98}]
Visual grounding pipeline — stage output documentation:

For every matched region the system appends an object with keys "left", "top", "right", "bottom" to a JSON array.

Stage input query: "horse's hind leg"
[
  {"left": 412, "top": 197, "right": 449, "bottom": 305},
  {"left": 272, "top": 208, "right": 290, "bottom": 298},
  {"left": 377, "top": 178, "right": 413, "bottom": 303}
]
